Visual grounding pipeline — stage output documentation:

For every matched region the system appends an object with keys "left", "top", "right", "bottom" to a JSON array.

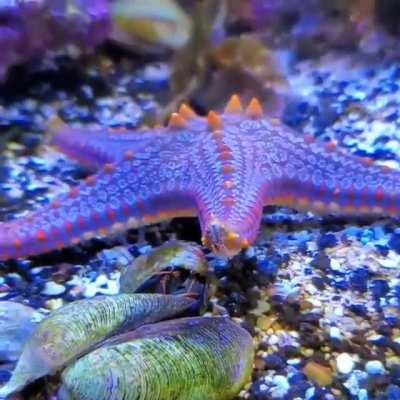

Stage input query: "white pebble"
[
  {"left": 330, "top": 259, "right": 342, "bottom": 271},
  {"left": 336, "top": 353, "right": 355, "bottom": 374},
  {"left": 93, "top": 274, "right": 109, "bottom": 287},
  {"left": 83, "top": 284, "right": 98, "bottom": 298},
  {"left": 41, "top": 281, "right": 65, "bottom": 296},
  {"left": 378, "top": 252, "right": 398, "bottom": 268},
  {"left": 268, "top": 335, "right": 279, "bottom": 345},
  {"left": 305, "top": 387, "right": 315, "bottom": 400},
  {"left": 329, "top": 326, "right": 342, "bottom": 340},
  {"left": 344, "top": 370, "right": 368, "bottom": 395},
  {"left": 270, "top": 375, "right": 290, "bottom": 398},
  {"left": 305, "top": 283, "right": 317, "bottom": 295},
  {"left": 365, "top": 360, "right": 385, "bottom": 375},
  {"left": 334, "top": 305, "right": 344, "bottom": 317}
]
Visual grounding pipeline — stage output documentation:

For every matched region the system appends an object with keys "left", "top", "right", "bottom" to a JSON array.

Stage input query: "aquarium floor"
[{"left": 0, "top": 50, "right": 400, "bottom": 399}]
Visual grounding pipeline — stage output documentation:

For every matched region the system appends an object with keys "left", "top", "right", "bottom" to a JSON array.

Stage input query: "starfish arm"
[
  {"left": 50, "top": 122, "right": 165, "bottom": 170},
  {"left": 268, "top": 129, "right": 400, "bottom": 216},
  {"left": 196, "top": 180, "right": 266, "bottom": 257},
  {"left": 0, "top": 151, "right": 195, "bottom": 261},
  {"left": 189, "top": 116, "right": 267, "bottom": 257}
]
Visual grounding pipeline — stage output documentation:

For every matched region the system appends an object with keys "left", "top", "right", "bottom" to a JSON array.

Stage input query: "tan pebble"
[
  {"left": 257, "top": 315, "right": 276, "bottom": 331},
  {"left": 385, "top": 349, "right": 394, "bottom": 358},
  {"left": 45, "top": 298, "right": 64, "bottom": 310},
  {"left": 303, "top": 361, "right": 333, "bottom": 386},
  {"left": 68, "top": 285, "right": 85, "bottom": 297},
  {"left": 271, "top": 322, "right": 283, "bottom": 331},
  {"left": 254, "top": 357, "right": 266, "bottom": 371},
  {"left": 300, "top": 300, "right": 313, "bottom": 311},
  {"left": 331, "top": 388, "right": 343, "bottom": 396},
  {"left": 386, "top": 356, "right": 400, "bottom": 368},
  {"left": 302, "top": 348, "right": 314, "bottom": 357},
  {"left": 253, "top": 299, "right": 271, "bottom": 315}
]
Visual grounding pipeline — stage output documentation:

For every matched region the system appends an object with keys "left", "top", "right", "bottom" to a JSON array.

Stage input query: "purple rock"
[
  {"left": 0, "top": 0, "right": 111, "bottom": 81},
  {"left": 250, "top": 0, "right": 304, "bottom": 26},
  {"left": 48, "top": 0, "right": 111, "bottom": 46}
]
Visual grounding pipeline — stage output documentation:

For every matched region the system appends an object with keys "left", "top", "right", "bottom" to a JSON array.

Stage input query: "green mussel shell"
[
  {"left": 60, "top": 317, "right": 254, "bottom": 400},
  {"left": 119, "top": 239, "right": 208, "bottom": 294},
  {"left": 0, "top": 294, "right": 194, "bottom": 397}
]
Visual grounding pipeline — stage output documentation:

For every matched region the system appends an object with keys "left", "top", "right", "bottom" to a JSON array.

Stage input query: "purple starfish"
[{"left": 0, "top": 95, "right": 399, "bottom": 260}]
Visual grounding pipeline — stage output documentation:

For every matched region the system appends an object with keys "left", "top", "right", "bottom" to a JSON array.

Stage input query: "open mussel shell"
[
  {"left": 119, "top": 239, "right": 208, "bottom": 294},
  {"left": 59, "top": 317, "right": 254, "bottom": 400},
  {"left": 0, "top": 294, "right": 194, "bottom": 397},
  {"left": 120, "top": 240, "right": 210, "bottom": 313}
]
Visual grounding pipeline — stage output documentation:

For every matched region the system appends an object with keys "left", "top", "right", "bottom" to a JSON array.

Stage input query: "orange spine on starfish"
[
  {"left": 225, "top": 94, "right": 243, "bottom": 114},
  {"left": 245, "top": 97, "right": 263, "bottom": 118},
  {"left": 168, "top": 112, "right": 187, "bottom": 129},
  {"left": 178, "top": 103, "right": 197, "bottom": 119},
  {"left": 207, "top": 111, "right": 223, "bottom": 131}
]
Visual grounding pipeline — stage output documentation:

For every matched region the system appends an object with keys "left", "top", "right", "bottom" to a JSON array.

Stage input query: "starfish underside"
[{"left": 1, "top": 95, "right": 399, "bottom": 260}]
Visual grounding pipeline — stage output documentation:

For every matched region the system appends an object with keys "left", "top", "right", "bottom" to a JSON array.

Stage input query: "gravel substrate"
[{"left": 0, "top": 48, "right": 399, "bottom": 399}]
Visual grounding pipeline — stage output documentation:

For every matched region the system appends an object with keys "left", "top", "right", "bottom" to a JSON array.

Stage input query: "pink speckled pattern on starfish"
[{"left": 1, "top": 95, "right": 399, "bottom": 260}]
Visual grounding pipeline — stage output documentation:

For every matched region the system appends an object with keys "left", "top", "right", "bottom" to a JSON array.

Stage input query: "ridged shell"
[
  {"left": 119, "top": 240, "right": 208, "bottom": 293},
  {"left": 111, "top": 0, "right": 192, "bottom": 50},
  {"left": 59, "top": 317, "right": 254, "bottom": 400},
  {"left": 0, "top": 294, "right": 193, "bottom": 397}
]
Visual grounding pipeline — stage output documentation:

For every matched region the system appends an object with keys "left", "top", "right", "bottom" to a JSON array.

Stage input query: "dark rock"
[
  {"left": 281, "top": 345, "right": 300, "bottom": 358},
  {"left": 310, "top": 252, "right": 331, "bottom": 271},
  {"left": 349, "top": 303, "right": 368, "bottom": 316},
  {"left": 386, "top": 385, "right": 400, "bottom": 400},
  {"left": 317, "top": 233, "right": 338, "bottom": 249},
  {"left": 248, "top": 378, "right": 270, "bottom": 400},
  {"left": 370, "top": 279, "right": 390, "bottom": 299},
  {"left": 0, "top": 370, "right": 11, "bottom": 385},
  {"left": 388, "top": 233, "right": 400, "bottom": 254},
  {"left": 311, "top": 276, "right": 326, "bottom": 290},
  {"left": 263, "top": 353, "right": 286, "bottom": 370},
  {"left": 349, "top": 267, "right": 370, "bottom": 293}
]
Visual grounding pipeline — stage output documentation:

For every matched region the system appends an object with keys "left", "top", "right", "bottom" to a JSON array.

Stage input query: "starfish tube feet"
[
  {"left": 201, "top": 220, "right": 252, "bottom": 257},
  {"left": 198, "top": 187, "right": 265, "bottom": 258}
]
